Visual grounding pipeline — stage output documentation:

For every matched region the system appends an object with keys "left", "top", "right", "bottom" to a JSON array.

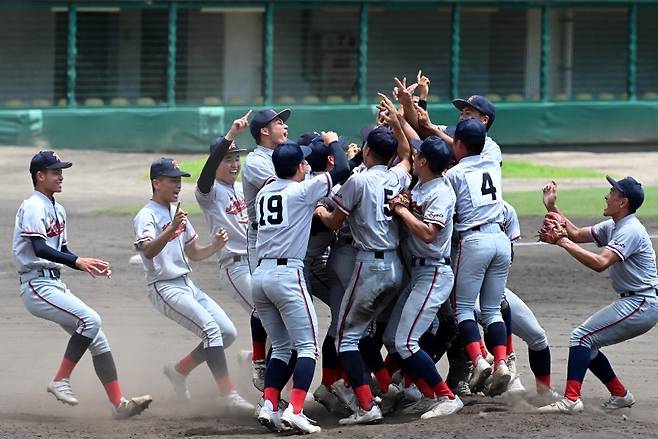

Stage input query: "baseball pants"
[
  {"left": 148, "top": 276, "right": 237, "bottom": 348},
  {"left": 247, "top": 225, "right": 258, "bottom": 274},
  {"left": 324, "top": 241, "right": 357, "bottom": 337},
  {"left": 252, "top": 258, "right": 319, "bottom": 362},
  {"left": 218, "top": 255, "right": 254, "bottom": 314},
  {"left": 21, "top": 277, "right": 110, "bottom": 355}
]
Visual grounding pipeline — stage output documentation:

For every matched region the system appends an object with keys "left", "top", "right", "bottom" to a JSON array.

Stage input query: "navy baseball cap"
[
  {"left": 606, "top": 175, "right": 644, "bottom": 211},
  {"left": 410, "top": 136, "right": 452, "bottom": 172},
  {"left": 29, "top": 150, "right": 72, "bottom": 174},
  {"left": 272, "top": 141, "right": 312, "bottom": 177},
  {"left": 209, "top": 135, "right": 248, "bottom": 155},
  {"left": 452, "top": 95, "right": 496, "bottom": 127},
  {"left": 297, "top": 131, "right": 321, "bottom": 146},
  {"left": 150, "top": 157, "right": 191, "bottom": 180},
  {"left": 366, "top": 126, "right": 398, "bottom": 158},
  {"left": 454, "top": 119, "right": 486, "bottom": 150},
  {"left": 305, "top": 137, "right": 331, "bottom": 172},
  {"left": 249, "top": 108, "right": 291, "bottom": 141}
]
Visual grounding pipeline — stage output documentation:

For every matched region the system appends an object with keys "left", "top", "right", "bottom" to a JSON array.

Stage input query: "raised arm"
[{"left": 542, "top": 180, "right": 593, "bottom": 243}]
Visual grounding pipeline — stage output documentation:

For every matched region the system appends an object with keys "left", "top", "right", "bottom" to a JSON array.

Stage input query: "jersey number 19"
[{"left": 258, "top": 194, "right": 285, "bottom": 227}]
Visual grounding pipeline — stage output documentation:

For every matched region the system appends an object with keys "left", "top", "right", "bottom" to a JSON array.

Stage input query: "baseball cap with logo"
[
  {"left": 606, "top": 175, "right": 644, "bottom": 211},
  {"left": 454, "top": 119, "right": 486, "bottom": 151},
  {"left": 150, "top": 157, "right": 191, "bottom": 180},
  {"left": 249, "top": 108, "right": 291, "bottom": 142},
  {"left": 452, "top": 95, "right": 496, "bottom": 128},
  {"left": 272, "top": 141, "right": 312, "bottom": 177},
  {"left": 365, "top": 126, "right": 398, "bottom": 159},
  {"left": 29, "top": 150, "right": 72, "bottom": 174},
  {"left": 410, "top": 136, "right": 452, "bottom": 173},
  {"left": 209, "top": 135, "right": 248, "bottom": 155}
]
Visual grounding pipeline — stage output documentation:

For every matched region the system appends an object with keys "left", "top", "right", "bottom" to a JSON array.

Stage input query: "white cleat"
[
  {"left": 338, "top": 404, "right": 383, "bottom": 425},
  {"left": 218, "top": 390, "right": 255, "bottom": 414},
  {"left": 330, "top": 379, "right": 359, "bottom": 414},
  {"left": 47, "top": 379, "right": 79, "bottom": 406},
  {"left": 601, "top": 391, "right": 635, "bottom": 410},
  {"left": 112, "top": 395, "right": 153, "bottom": 419},
  {"left": 257, "top": 399, "right": 288, "bottom": 432},
  {"left": 252, "top": 360, "right": 266, "bottom": 392},
  {"left": 488, "top": 362, "right": 512, "bottom": 396},
  {"left": 537, "top": 397, "right": 584, "bottom": 414},
  {"left": 281, "top": 405, "right": 321, "bottom": 434},
  {"left": 468, "top": 358, "right": 493, "bottom": 394},
  {"left": 163, "top": 361, "right": 191, "bottom": 401},
  {"left": 420, "top": 395, "right": 464, "bottom": 419},
  {"left": 503, "top": 374, "right": 527, "bottom": 398}
]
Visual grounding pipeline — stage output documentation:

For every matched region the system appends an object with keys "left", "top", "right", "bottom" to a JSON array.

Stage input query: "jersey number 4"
[
  {"left": 480, "top": 172, "right": 497, "bottom": 200},
  {"left": 258, "top": 195, "right": 284, "bottom": 226}
]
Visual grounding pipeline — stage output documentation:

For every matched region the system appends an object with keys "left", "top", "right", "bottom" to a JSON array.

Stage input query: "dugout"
[{"left": 1, "top": 0, "right": 658, "bottom": 151}]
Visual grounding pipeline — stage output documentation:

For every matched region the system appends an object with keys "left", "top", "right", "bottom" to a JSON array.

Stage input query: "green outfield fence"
[{"left": 1, "top": 0, "right": 658, "bottom": 151}]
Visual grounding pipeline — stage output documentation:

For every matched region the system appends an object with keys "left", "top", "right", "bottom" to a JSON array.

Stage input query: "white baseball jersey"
[
  {"left": 482, "top": 136, "right": 502, "bottom": 165},
  {"left": 406, "top": 176, "right": 456, "bottom": 259},
  {"left": 590, "top": 214, "right": 658, "bottom": 293},
  {"left": 446, "top": 155, "right": 504, "bottom": 232},
  {"left": 502, "top": 200, "right": 521, "bottom": 242},
  {"left": 13, "top": 191, "right": 68, "bottom": 274},
  {"left": 242, "top": 146, "right": 276, "bottom": 222},
  {"left": 195, "top": 181, "right": 248, "bottom": 259},
  {"left": 332, "top": 164, "right": 411, "bottom": 251},
  {"left": 256, "top": 172, "right": 333, "bottom": 260},
  {"left": 133, "top": 200, "right": 198, "bottom": 284}
]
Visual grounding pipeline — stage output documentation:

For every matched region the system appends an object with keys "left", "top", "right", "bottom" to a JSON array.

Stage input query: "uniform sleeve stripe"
[
  {"left": 606, "top": 244, "right": 625, "bottom": 261},
  {"left": 185, "top": 234, "right": 198, "bottom": 245},
  {"left": 21, "top": 231, "right": 47, "bottom": 238},
  {"left": 424, "top": 219, "right": 446, "bottom": 227},
  {"left": 260, "top": 176, "right": 276, "bottom": 189},
  {"left": 590, "top": 226, "right": 603, "bottom": 246},
  {"left": 509, "top": 235, "right": 521, "bottom": 242},
  {"left": 324, "top": 173, "right": 332, "bottom": 198},
  {"left": 332, "top": 196, "right": 351, "bottom": 214},
  {"left": 134, "top": 236, "right": 153, "bottom": 244}
]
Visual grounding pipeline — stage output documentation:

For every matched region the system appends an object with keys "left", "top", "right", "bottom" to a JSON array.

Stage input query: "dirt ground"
[{"left": 2, "top": 147, "right": 658, "bottom": 438}]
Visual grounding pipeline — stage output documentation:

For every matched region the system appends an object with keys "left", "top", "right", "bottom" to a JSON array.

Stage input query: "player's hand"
[
  {"left": 377, "top": 93, "right": 402, "bottom": 130},
  {"left": 416, "top": 70, "right": 430, "bottom": 100},
  {"left": 542, "top": 180, "right": 558, "bottom": 211},
  {"left": 415, "top": 104, "right": 436, "bottom": 131},
  {"left": 393, "top": 77, "right": 416, "bottom": 107},
  {"left": 76, "top": 257, "right": 112, "bottom": 278},
  {"left": 226, "top": 109, "right": 252, "bottom": 140},
  {"left": 171, "top": 202, "right": 188, "bottom": 230},
  {"left": 213, "top": 228, "right": 229, "bottom": 250},
  {"left": 346, "top": 143, "right": 360, "bottom": 160},
  {"left": 321, "top": 131, "right": 339, "bottom": 145}
]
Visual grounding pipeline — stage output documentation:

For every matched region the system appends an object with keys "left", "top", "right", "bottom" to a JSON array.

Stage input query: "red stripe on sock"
[
  {"left": 217, "top": 376, "right": 235, "bottom": 394},
  {"left": 264, "top": 387, "right": 280, "bottom": 411},
  {"left": 54, "top": 358, "right": 77, "bottom": 381},
  {"left": 322, "top": 368, "right": 339, "bottom": 387},
  {"left": 564, "top": 380, "right": 582, "bottom": 401},
  {"left": 605, "top": 376, "right": 626, "bottom": 397},
  {"left": 373, "top": 369, "right": 392, "bottom": 394},
  {"left": 433, "top": 380, "right": 455, "bottom": 399},
  {"left": 354, "top": 384, "right": 373, "bottom": 410},
  {"left": 479, "top": 339, "right": 489, "bottom": 358},
  {"left": 104, "top": 380, "right": 123, "bottom": 407},
  {"left": 384, "top": 354, "right": 400, "bottom": 376},
  {"left": 252, "top": 341, "right": 266, "bottom": 362},
  {"left": 465, "top": 341, "right": 483, "bottom": 364},
  {"left": 535, "top": 374, "right": 552, "bottom": 393},
  {"left": 176, "top": 353, "right": 200, "bottom": 376},
  {"left": 415, "top": 378, "right": 435, "bottom": 398},
  {"left": 290, "top": 388, "right": 307, "bottom": 414},
  {"left": 506, "top": 335, "right": 514, "bottom": 356},
  {"left": 492, "top": 345, "right": 507, "bottom": 366}
]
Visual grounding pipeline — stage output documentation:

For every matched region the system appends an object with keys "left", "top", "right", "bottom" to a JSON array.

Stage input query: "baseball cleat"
[
  {"left": 47, "top": 379, "right": 79, "bottom": 406},
  {"left": 257, "top": 399, "right": 289, "bottom": 433},
  {"left": 112, "top": 395, "right": 153, "bottom": 419},
  {"left": 338, "top": 404, "right": 383, "bottom": 425},
  {"left": 252, "top": 359, "right": 266, "bottom": 392},
  {"left": 488, "top": 362, "right": 512, "bottom": 397},
  {"left": 420, "top": 395, "right": 464, "bottom": 419},
  {"left": 452, "top": 380, "right": 473, "bottom": 396},
  {"left": 399, "top": 396, "right": 438, "bottom": 415},
  {"left": 218, "top": 390, "right": 255, "bottom": 414},
  {"left": 468, "top": 357, "right": 492, "bottom": 394},
  {"left": 313, "top": 384, "right": 351, "bottom": 417},
  {"left": 379, "top": 382, "right": 404, "bottom": 415},
  {"left": 503, "top": 374, "right": 526, "bottom": 398},
  {"left": 601, "top": 391, "right": 635, "bottom": 410},
  {"left": 537, "top": 397, "right": 584, "bottom": 414},
  {"left": 505, "top": 353, "right": 518, "bottom": 377},
  {"left": 330, "top": 379, "right": 359, "bottom": 414},
  {"left": 281, "top": 405, "right": 321, "bottom": 434},
  {"left": 163, "top": 361, "right": 191, "bottom": 401}
]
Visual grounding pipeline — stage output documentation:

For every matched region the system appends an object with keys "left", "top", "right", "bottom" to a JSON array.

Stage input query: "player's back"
[{"left": 242, "top": 147, "right": 275, "bottom": 222}]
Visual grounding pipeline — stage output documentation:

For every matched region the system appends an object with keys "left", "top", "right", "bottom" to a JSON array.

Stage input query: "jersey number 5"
[
  {"left": 258, "top": 195, "right": 284, "bottom": 226},
  {"left": 383, "top": 188, "right": 394, "bottom": 218}
]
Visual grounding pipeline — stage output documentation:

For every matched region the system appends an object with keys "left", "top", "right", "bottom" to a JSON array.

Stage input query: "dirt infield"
[{"left": 2, "top": 148, "right": 658, "bottom": 438}]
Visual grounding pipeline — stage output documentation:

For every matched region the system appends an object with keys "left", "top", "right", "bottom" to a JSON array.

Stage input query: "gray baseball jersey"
[
  {"left": 406, "top": 176, "right": 456, "bottom": 259},
  {"left": 195, "top": 181, "right": 248, "bottom": 260},
  {"left": 502, "top": 200, "right": 521, "bottom": 242},
  {"left": 13, "top": 191, "right": 68, "bottom": 274},
  {"left": 242, "top": 146, "right": 276, "bottom": 222},
  {"left": 256, "top": 173, "right": 333, "bottom": 260},
  {"left": 332, "top": 164, "right": 411, "bottom": 251},
  {"left": 590, "top": 214, "right": 658, "bottom": 293},
  {"left": 133, "top": 201, "right": 197, "bottom": 284},
  {"left": 482, "top": 136, "right": 502, "bottom": 165},
  {"left": 446, "top": 155, "right": 504, "bottom": 232}
]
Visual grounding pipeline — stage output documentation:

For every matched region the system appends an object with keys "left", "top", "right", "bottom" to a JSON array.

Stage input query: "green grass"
[
  {"left": 97, "top": 203, "right": 202, "bottom": 216},
  {"left": 502, "top": 159, "right": 605, "bottom": 179},
  {"left": 506, "top": 186, "right": 658, "bottom": 218}
]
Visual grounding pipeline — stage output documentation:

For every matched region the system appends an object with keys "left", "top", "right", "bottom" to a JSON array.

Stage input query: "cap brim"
[
  {"left": 161, "top": 170, "right": 191, "bottom": 178},
  {"left": 452, "top": 99, "right": 469, "bottom": 112},
  {"left": 606, "top": 175, "right": 624, "bottom": 193},
  {"left": 410, "top": 138, "right": 423, "bottom": 150},
  {"left": 273, "top": 109, "right": 291, "bottom": 124},
  {"left": 226, "top": 148, "right": 248, "bottom": 155},
  {"left": 46, "top": 161, "right": 73, "bottom": 169},
  {"left": 301, "top": 145, "right": 313, "bottom": 158}
]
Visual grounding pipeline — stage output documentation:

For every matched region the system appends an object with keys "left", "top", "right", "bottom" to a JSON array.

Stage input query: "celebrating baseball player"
[
  {"left": 12, "top": 150, "right": 152, "bottom": 418},
  {"left": 445, "top": 118, "right": 512, "bottom": 396},
  {"left": 537, "top": 177, "right": 658, "bottom": 413},
  {"left": 133, "top": 157, "right": 252, "bottom": 413},
  {"left": 195, "top": 110, "right": 269, "bottom": 390},
  {"left": 252, "top": 138, "right": 350, "bottom": 434}
]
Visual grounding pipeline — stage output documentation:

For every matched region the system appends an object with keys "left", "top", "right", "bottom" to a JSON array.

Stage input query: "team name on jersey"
[
  {"left": 162, "top": 221, "right": 187, "bottom": 240},
  {"left": 46, "top": 218, "right": 65, "bottom": 238},
  {"left": 226, "top": 198, "right": 247, "bottom": 217}
]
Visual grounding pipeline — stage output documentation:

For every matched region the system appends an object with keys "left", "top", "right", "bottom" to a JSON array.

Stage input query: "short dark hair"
[
  {"left": 366, "top": 144, "right": 394, "bottom": 165},
  {"left": 418, "top": 152, "right": 448, "bottom": 175},
  {"left": 30, "top": 171, "right": 38, "bottom": 187},
  {"left": 275, "top": 162, "right": 300, "bottom": 179}
]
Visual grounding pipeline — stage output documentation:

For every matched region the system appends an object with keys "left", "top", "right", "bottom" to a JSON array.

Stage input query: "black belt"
[
  {"left": 620, "top": 289, "right": 658, "bottom": 298},
  {"left": 411, "top": 256, "right": 451, "bottom": 267},
  {"left": 258, "top": 258, "right": 288, "bottom": 266},
  {"left": 374, "top": 251, "right": 384, "bottom": 259},
  {"left": 251, "top": 222, "right": 258, "bottom": 231},
  {"left": 233, "top": 255, "right": 242, "bottom": 263},
  {"left": 38, "top": 268, "right": 61, "bottom": 279}
]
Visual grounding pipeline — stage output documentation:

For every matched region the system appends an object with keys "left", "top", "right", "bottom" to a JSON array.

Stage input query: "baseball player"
[
  {"left": 13, "top": 150, "right": 152, "bottom": 418},
  {"left": 445, "top": 118, "right": 512, "bottom": 397},
  {"left": 134, "top": 158, "right": 252, "bottom": 412},
  {"left": 253, "top": 139, "right": 349, "bottom": 433},
  {"left": 195, "top": 111, "right": 269, "bottom": 391},
  {"left": 538, "top": 177, "right": 658, "bottom": 413},
  {"left": 382, "top": 136, "right": 464, "bottom": 419},
  {"left": 315, "top": 107, "right": 412, "bottom": 425}
]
